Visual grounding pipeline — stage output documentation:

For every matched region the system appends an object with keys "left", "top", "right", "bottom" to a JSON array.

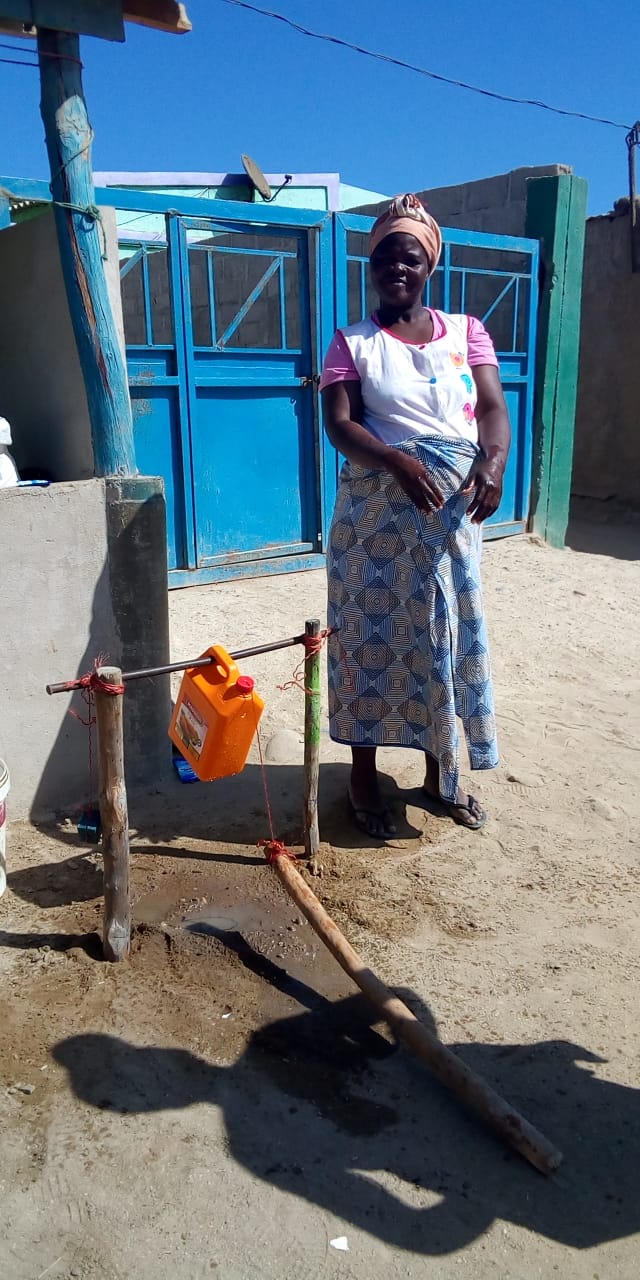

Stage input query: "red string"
[
  {"left": 251, "top": 697, "right": 299, "bottom": 864},
  {"left": 258, "top": 838, "right": 299, "bottom": 864},
  {"left": 277, "top": 626, "right": 332, "bottom": 695},
  {"left": 57, "top": 668, "right": 125, "bottom": 696},
  {"left": 252, "top": 704, "right": 277, "bottom": 841},
  {"left": 68, "top": 686, "right": 96, "bottom": 808},
  {"left": 66, "top": 660, "right": 124, "bottom": 814},
  {"left": 39, "top": 50, "right": 84, "bottom": 66},
  {"left": 72, "top": 670, "right": 126, "bottom": 696}
]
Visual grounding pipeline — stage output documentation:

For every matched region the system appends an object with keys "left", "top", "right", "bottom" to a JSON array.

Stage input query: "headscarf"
[{"left": 369, "top": 193, "right": 442, "bottom": 276}]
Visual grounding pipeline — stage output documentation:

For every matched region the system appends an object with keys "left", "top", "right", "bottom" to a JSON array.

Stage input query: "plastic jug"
[{"left": 168, "top": 645, "right": 264, "bottom": 782}]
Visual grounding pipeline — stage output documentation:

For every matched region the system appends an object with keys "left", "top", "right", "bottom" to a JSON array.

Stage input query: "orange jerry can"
[{"left": 168, "top": 645, "right": 264, "bottom": 782}]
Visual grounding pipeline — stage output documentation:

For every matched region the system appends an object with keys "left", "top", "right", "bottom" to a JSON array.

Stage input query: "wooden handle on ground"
[{"left": 270, "top": 853, "right": 562, "bottom": 1176}]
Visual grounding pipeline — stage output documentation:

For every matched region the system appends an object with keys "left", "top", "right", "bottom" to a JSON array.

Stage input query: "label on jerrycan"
[{"left": 174, "top": 695, "right": 208, "bottom": 761}]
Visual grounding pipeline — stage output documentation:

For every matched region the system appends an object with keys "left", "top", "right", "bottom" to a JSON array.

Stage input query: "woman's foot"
[
  {"left": 348, "top": 747, "right": 397, "bottom": 840},
  {"left": 423, "top": 755, "right": 487, "bottom": 830}
]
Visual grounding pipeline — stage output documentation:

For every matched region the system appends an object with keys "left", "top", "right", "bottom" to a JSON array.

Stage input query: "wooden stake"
[
  {"left": 303, "top": 619, "right": 322, "bottom": 875},
  {"left": 37, "top": 28, "right": 137, "bottom": 478},
  {"left": 269, "top": 852, "right": 562, "bottom": 1175},
  {"left": 94, "top": 667, "right": 131, "bottom": 961}
]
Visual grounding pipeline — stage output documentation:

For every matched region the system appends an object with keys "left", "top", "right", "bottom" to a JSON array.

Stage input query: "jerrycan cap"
[{"left": 236, "top": 675, "right": 255, "bottom": 694}]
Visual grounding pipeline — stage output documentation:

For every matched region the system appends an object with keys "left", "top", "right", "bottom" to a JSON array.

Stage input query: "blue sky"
[{"left": 2, "top": 0, "right": 637, "bottom": 214}]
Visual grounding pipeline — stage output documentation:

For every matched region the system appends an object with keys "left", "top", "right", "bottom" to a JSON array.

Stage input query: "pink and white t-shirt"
[{"left": 320, "top": 310, "right": 498, "bottom": 447}]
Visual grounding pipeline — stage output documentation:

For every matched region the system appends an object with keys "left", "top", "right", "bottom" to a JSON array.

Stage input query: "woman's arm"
[
  {"left": 321, "top": 380, "right": 444, "bottom": 512},
  {"left": 464, "top": 365, "right": 511, "bottom": 524}
]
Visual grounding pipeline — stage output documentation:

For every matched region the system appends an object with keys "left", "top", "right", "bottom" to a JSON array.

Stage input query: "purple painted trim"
[{"left": 94, "top": 172, "right": 249, "bottom": 188}]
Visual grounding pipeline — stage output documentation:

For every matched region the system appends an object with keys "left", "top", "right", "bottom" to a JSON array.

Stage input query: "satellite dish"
[
  {"left": 241, "top": 154, "right": 273, "bottom": 202},
  {"left": 241, "top": 154, "right": 293, "bottom": 204}
]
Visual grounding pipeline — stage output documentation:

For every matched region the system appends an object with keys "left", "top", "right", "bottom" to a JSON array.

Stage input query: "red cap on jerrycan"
[{"left": 236, "top": 676, "right": 255, "bottom": 693}]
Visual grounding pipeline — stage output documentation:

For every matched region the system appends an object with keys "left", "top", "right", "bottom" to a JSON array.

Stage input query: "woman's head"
[{"left": 369, "top": 193, "right": 442, "bottom": 308}]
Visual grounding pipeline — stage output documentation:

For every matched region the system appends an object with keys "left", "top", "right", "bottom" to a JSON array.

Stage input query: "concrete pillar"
[{"left": 105, "top": 477, "right": 172, "bottom": 788}]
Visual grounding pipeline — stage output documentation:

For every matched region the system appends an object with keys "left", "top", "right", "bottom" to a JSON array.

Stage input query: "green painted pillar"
[{"left": 525, "top": 174, "right": 588, "bottom": 547}]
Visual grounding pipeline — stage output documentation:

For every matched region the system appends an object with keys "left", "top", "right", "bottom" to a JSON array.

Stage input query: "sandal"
[
  {"left": 422, "top": 788, "right": 487, "bottom": 831},
  {"left": 347, "top": 789, "right": 397, "bottom": 841}
]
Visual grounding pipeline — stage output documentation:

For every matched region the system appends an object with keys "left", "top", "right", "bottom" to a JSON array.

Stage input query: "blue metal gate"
[
  {"left": 332, "top": 214, "right": 539, "bottom": 538},
  {"left": 117, "top": 196, "right": 334, "bottom": 585},
  {"left": 115, "top": 192, "right": 539, "bottom": 583}
]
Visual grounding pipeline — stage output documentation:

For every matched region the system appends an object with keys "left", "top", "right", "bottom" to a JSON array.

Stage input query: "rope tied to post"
[
  {"left": 65, "top": 662, "right": 123, "bottom": 822},
  {"left": 53, "top": 201, "right": 108, "bottom": 260},
  {"left": 65, "top": 668, "right": 126, "bottom": 699},
  {"left": 277, "top": 626, "right": 332, "bottom": 695},
  {"left": 258, "top": 839, "right": 299, "bottom": 864},
  {"left": 47, "top": 132, "right": 109, "bottom": 261}
]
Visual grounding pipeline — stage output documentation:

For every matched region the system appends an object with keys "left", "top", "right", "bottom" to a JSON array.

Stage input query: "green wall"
[{"left": 526, "top": 174, "right": 588, "bottom": 547}]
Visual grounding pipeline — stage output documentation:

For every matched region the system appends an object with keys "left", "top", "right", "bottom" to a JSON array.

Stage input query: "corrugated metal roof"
[{"left": 0, "top": 185, "right": 47, "bottom": 213}]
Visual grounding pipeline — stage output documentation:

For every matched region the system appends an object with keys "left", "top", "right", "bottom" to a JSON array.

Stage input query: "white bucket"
[{"left": 0, "top": 760, "right": 9, "bottom": 897}]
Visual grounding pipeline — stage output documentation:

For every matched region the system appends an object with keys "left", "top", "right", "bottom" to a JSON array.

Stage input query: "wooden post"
[
  {"left": 37, "top": 28, "right": 137, "bottom": 478},
  {"left": 525, "top": 174, "right": 587, "bottom": 547},
  {"left": 268, "top": 850, "right": 562, "bottom": 1175},
  {"left": 303, "top": 619, "right": 322, "bottom": 875},
  {"left": 627, "top": 122, "right": 640, "bottom": 274},
  {"left": 94, "top": 667, "right": 131, "bottom": 961}
]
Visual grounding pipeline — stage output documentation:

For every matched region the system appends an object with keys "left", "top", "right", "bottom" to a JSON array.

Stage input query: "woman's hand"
[
  {"left": 388, "top": 452, "right": 445, "bottom": 513},
  {"left": 462, "top": 455, "right": 504, "bottom": 524}
]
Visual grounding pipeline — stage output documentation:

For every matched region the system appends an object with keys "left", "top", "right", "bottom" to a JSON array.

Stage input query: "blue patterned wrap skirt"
[{"left": 326, "top": 435, "right": 499, "bottom": 803}]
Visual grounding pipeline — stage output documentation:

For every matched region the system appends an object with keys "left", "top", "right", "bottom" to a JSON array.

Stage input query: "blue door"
[
  {"left": 118, "top": 195, "right": 538, "bottom": 584},
  {"left": 331, "top": 214, "right": 539, "bottom": 538},
  {"left": 119, "top": 200, "right": 333, "bottom": 585}
]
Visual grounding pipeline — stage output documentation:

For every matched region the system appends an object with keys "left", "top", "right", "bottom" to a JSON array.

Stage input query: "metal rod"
[{"left": 45, "top": 633, "right": 307, "bottom": 695}]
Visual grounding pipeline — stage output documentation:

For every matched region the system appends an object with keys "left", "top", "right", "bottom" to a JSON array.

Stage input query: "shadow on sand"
[{"left": 51, "top": 983, "right": 640, "bottom": 1257}]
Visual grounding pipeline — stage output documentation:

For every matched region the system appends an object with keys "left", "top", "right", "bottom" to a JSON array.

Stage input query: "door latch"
[{"left": 300, "top": 374, "right": 320, "bottom": 388}]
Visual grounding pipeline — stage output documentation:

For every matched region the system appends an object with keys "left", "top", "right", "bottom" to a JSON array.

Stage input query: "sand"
[{"left": 1, "top": 514, "right": 639, "bottom": 1280}]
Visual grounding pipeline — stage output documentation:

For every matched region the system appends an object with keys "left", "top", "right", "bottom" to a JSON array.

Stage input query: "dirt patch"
[{"left": 2, "top": 531, "right": 640, "bottom": 1279}]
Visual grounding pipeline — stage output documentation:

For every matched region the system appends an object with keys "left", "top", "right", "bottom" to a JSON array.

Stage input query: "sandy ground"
[{"left": 1, "top": 510, "right": 640, "bottom": 1280}]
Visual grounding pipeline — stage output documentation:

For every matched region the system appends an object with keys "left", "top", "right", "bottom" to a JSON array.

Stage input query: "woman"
[{"left": 321, "top": 194, "right": 510, "bottom": 839}]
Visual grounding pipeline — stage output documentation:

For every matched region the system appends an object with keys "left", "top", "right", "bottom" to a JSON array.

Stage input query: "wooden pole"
[
  {"left": 94, "top": 667, "right": 131, "bottom": 961},
  {"left": 37, "top": 28, "right": 137, "bottom": 478},
  {"left": 268, "top": 852, "right": 562, "bottom": 1175},
  {"left": 303, "top": 619, "right": 322, "bottom": 875},
  {"left": 627, "top": 122, "right": 640, "bottom": 273}
]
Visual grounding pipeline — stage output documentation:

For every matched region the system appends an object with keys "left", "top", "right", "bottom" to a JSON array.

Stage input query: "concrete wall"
[
  {"left": 0, "top": 206, "right": 124, "bottom": 481},
  {"left": 352, "top": 165, "right": 573, "bottom": 237},
  {"left": 0, "top": 481, "right": 117, "bottom": 818},
  {"left": 0, "top": 478, "right": 171, "bottom": 821},
  {"left": 572, "top": 206, "right": 640, "bottom": 508}
]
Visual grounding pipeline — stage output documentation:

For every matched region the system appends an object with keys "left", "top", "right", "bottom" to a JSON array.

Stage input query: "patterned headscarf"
[{"left": 369, "top": 193, "right": 442, "bottom": 276}]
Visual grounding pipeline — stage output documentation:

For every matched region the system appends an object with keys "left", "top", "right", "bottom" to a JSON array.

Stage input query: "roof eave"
[
  {"left": 123, "top": 1, "right": 192, "bottom": 34},
  {"left": 0, "top": 2, "right": 192, "bottom": 38}
]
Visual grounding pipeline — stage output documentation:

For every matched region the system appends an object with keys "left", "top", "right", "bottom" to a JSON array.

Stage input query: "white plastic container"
[
  {"left": 0, "top": 418, "right": 18, "bottom": 489},
  {"left": 0, "top": 759, "right": 9, "bottom": 897}
]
